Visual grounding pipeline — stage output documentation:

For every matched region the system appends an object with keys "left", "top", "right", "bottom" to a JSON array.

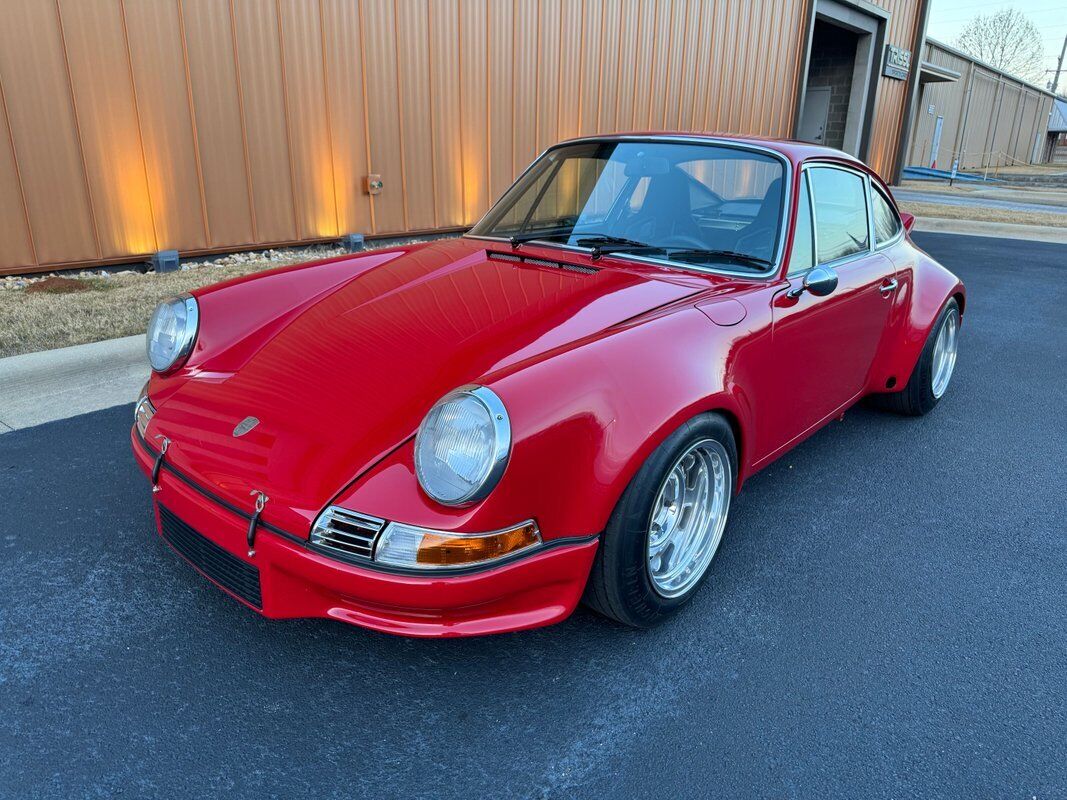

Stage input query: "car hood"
[{"left": 149, "top": 239, "right": 704, "bottom": 534}]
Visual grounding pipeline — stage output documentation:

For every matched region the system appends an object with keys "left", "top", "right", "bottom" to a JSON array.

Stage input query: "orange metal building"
[{"left": 0, "top": 0, "right": 932, "bottom": 276}]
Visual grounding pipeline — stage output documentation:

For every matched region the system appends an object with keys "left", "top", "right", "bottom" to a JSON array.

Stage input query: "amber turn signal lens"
[
  {"left": 373, "top": 520, "right": 541, "bottom": 569},
  {"left": 416, "top": 523, "right": 540, "bottom": 566}
]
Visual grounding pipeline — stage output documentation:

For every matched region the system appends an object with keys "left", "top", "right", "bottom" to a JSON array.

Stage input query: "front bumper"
[{"left": 132, "top": 426, "right": 599, "bottom": 637}]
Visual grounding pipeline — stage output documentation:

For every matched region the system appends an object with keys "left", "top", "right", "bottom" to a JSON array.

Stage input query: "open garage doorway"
[{"left": 796, "top": 0, "right": 887, "bottom": 158}]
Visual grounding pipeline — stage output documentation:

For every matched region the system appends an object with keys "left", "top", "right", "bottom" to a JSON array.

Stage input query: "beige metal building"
[
  {"left": 1042, "top": 98, "right": 1067, "bottom": 165},
  {"left": 906, "top": 39, "right": 1055, "bottom": 172},
  {"left": 1, "top": 0, "right": 931, "bottom": 277}
]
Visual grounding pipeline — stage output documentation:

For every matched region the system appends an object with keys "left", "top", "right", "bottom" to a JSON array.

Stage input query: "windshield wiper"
[
  {"left": 573, "top": 235, "right": 661, "bottom": 260},
  {"left": 574, "top": 234, "right": 650, "bottom": 248},
  {"left": 662, "top": 249, "right": 773, "bottom": 270},
  {"left": 508, "top": 231, "right": 572, "bottom": 246},
  {"left": 506, "top": 231, "right": 657, "bottom": 259},
  {"left": 504, "top": 234, "right": 770, "bottom": 271}
]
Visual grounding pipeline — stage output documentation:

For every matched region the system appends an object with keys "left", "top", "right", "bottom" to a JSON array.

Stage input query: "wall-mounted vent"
[{"left": 488, "top": 251, "right": 598, "bottom": 275}]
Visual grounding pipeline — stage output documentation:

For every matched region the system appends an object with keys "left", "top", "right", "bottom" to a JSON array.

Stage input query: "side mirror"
[
  {"left": 787, "top": 266, "right": 838, "bottom": 299},
  {"left": 900, "top": 211, "right": 915, "bottom": 233}
]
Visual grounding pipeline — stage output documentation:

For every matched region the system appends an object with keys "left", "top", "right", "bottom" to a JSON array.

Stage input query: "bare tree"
[{"left": 955, "top": 9, "right": 1045, "bottom": 84}]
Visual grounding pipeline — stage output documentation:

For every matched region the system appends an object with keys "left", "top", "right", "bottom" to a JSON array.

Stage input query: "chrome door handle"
[{"left": 879, "top": 278, "right": 898, "bottom": 296}]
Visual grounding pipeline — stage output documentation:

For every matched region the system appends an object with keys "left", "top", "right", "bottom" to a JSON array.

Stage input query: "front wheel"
[
  {"left": 871, "top": 298, "right": 960, "bottom": 416},
  {"left": 584, "top": 413, "right": 737, "bottom": 628}
]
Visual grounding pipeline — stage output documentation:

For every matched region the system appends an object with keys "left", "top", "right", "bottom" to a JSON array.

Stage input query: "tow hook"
[
  {"left": 247, "top": 490, "right": 269, "bottom": 557},
  {"left": 151, "top": 435, "right": 170, "bottom": 493}
]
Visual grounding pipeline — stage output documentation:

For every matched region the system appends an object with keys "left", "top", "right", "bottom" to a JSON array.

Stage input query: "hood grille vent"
[
  {"left": 489, "top": 251, "right": 598, "bottom": 275},
  {"left": 309, "top": 507, "right": 385, "bottom": 562}
]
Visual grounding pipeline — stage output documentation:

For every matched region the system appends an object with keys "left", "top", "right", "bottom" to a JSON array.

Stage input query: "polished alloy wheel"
[
  {"left": 646, "top": 438, "right": 731, "bottom": 598},
  {"left": 931, "top": 306, "right": 959, "bottom": 399}
]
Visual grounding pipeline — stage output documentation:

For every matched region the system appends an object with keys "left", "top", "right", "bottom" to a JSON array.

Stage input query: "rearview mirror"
[
  {"left": 900, "top": 211, "right": 915, "bottom": 233},
  {"left": 787, "top": 266, "right": 838, "bottom": 299}
]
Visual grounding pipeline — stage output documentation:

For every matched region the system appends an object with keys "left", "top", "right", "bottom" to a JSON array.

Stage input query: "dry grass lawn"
[
  {"left": 2, "top": 263, "right": 267, "bottom": 359},
  {"left": 0, "top": 246, "right": 365, "bottom": 359},
  {"left": 895, "top": 200, "right": 1067, "bottom": 229},
  {"left": 2, "top": 238, "right": 448, "bottom": 358}
]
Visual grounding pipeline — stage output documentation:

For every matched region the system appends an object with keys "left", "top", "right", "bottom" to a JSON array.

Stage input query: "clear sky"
[{"left": 926, "top": 0, "right": 1066, "bottom": 88}]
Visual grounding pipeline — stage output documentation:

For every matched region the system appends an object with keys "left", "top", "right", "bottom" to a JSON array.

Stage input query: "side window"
[
  {"left": 872, "top": 185, "right": 902, "bottom": 245},
  {"left": 787, "top": 173, "right": 814, "bottom": 276},
  {"left": 809, "top": 167, "right": 869, "bottom": 262}
]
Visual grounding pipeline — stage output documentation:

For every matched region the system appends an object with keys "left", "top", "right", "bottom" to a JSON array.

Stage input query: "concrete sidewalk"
[
  {"left": 898, "top": 183, "right": 1067, "bottom": 208},
  {"left": 913, "top": 217, "right": 1067, "bottom": 243},
  {"left": 894, "top": 187, "right": 1067, "bottom": 215},
  {"left": 0, "top": 334, "right": 146, "bottom": 433}
]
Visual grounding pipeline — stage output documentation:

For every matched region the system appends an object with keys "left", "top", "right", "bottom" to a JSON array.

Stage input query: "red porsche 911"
[{"left": 133, "top": 134, "right": 964, "bottom": 637}]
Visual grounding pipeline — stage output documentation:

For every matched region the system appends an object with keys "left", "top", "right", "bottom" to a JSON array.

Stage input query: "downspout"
[
  {"left": 790, "top": 0, "right": 818, "bottom": 139},
  {"left": 952, "top": 64, "right": 976, "bottom": 170},
  {"left": 983, "top": 77, "right": 1005, "bottom": 172},
  {"left": 891, "top": 0, "right": 932, "bottom": 184}
]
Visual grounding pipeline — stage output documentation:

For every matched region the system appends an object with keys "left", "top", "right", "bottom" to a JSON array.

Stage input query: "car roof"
[{"left": 557, "top": 131, "right": 871, "bottom": 173}]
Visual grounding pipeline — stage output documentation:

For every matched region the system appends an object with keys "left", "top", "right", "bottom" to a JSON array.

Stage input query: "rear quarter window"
[
  {"left": 809, "top": 167, "right": 869, "bottom": 262},
  {"left": 872, "top": 185, "right": 902, "bottom": 245}
]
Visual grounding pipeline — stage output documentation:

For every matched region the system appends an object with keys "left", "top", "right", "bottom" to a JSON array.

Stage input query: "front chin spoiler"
[{"left": 132, "top": 424, "right": 600, "bottom": 637}]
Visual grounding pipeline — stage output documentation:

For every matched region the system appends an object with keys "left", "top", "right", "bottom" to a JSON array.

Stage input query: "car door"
[{"left": 763, "top": 164, "right": 897, "bottom": 459}]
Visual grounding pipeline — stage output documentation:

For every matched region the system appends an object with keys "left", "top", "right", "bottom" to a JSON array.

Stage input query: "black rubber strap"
[
  {"left": 246, "top": 509, "right": 261, "bottom": 553},
  {"left": 151, "top": 437, "right": 169, "bottom": 491}
]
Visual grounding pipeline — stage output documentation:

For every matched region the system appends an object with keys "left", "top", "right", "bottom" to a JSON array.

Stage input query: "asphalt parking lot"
[{"left": 1, "top": 232, "right": 1064, "bottom": 799}]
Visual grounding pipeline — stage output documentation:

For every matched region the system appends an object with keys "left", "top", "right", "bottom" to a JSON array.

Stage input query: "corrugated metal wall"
[
  {"left": 0, "top": 0, "right": 921, "bottom": 276},
  {"left": 907, "top": 40, "right": 1054, "bottom": 170},
  {"left": 866, "top": 0, "right": 924, "bottom": 178}
]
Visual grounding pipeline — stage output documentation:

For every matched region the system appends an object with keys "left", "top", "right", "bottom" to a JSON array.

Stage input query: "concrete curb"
[
  {"left": 898, "top": 185, "right": 1067, "bottom": 208},
  {"left": 0, "top": 334, "right": 147, "bottom": 433},
  {"left": 913, "top": 217, "right": 1067, "bottom": 244}
]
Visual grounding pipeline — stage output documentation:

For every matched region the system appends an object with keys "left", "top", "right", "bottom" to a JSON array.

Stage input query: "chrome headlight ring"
[
  {"left": 146, "top": 294, "right": 199, "bottom": 372},
  {"left": 413, "top": 385, "right": 511, "bottom": 506}
]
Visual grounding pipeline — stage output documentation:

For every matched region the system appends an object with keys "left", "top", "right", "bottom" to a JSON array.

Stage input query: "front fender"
[{"left": 333, "top": 306, "right": 756, "bottom": 539}]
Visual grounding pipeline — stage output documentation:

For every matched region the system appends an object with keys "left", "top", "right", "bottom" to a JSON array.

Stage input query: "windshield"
[{"left": 469, "top": 140, "right": 786, "bottom": 273}]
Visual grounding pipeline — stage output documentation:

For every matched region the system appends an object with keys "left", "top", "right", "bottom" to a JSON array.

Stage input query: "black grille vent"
[
  {"left": 488, "top": 251, "right": 598, "bottom": 275},
  {"left": 158, "top": 505, "right": 263, "bottom": 609}
]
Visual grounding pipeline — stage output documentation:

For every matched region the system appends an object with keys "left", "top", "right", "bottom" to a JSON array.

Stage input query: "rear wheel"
[
  {"left": 584, "top": 413, "right": 736, "bottom": 628},
  {"left": 871, "top": 298, "right": 960, "bottom": 416}
]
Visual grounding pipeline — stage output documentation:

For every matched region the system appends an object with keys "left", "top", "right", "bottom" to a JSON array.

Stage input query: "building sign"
[{"left": 883, "top": 44, "right": 911, "bottom": 80}]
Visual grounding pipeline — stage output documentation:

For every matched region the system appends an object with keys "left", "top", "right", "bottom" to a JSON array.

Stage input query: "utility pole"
[{"left": 1053, "top": 32, "right": 1067, "bottom": 95}]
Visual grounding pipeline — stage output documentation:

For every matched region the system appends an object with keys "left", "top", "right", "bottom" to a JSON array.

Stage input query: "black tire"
[
  {"left": 870, "top": 297, "right": 960, "bottom": 417},
  {"left": 583, "top": 412, "right": 738, "bottom": 628}
]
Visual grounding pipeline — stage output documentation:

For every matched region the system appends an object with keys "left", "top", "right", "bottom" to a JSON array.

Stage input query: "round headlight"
[
  {"left": 414, "top": 386, "right": 511, "bottom": 506},
  {"left": 146, "top": 294, "right": 199, "bottom": 372}
]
